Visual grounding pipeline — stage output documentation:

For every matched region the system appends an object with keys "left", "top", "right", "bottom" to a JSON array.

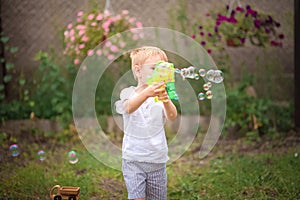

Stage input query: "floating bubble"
[
  {"left": 212, "top": 70, "right": 224, "bottom": 83},
  {"left": 38, "top": 150, "right": 46, "bottom": 161},
  {"left": 186, "top": 66, "right": 196, "bottom": 79},
  {"left": 68, "top": 150, "right": 78, "bottom": 164},
  {"left": 9, "top": 144, "right": 20, "bottom": 157},
  {"left": 199, "top": 69, "right": 206, "bottom": 77},
  {"left": 207, "top": 82, "right": 212, "bottom": 88},
  {"left": 295, "top": 153, "right": 298, "bottom": 158},
  {"left": 206, "top": 90, "right": 213, "bottom": 99},
  {"left": 206, "top": 70, "right": 215, "bottom": 82},
  {"left": 203, "top": 83, "right": 210, "bottom": 91},
  {"left": 198, "top": 92, "right": 205, "bottom": 100},
  {"left": 180, "top": 68, "right": 188, "bottom": 80},
  {"left": 206, "top": 69, "right": 224, "bottom": 83},
  {"left": 194, "top": 74, "right": 200, "bottom": 80},
  {"left": 181, "top": 66, "right": 197, "bottom": 79}
]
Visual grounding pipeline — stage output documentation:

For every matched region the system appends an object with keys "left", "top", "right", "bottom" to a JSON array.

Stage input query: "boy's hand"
[
  {"left": 156, "top": 87, "right": 169, "bottom": 102},
  {"left": 143, "top": 82, "right": 166, "bottom": 98}
]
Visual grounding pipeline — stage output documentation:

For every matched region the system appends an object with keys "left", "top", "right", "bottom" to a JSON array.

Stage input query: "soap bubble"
[
  {"left": 198, "top": 92, "right": 205, "bottom": 100},
  {"left": 181, "top": 66, "right": 197, "bottom": 79},
  {"left": 38, "top": 150, "right": 46, "bottom": 161},
  {"left": 207, "top": 82, "right": 212, "bottom": 88},
  {"left": 206, "top": 69, "right": 224, "bottom": 83},
  {"left": 68, "top": 150, "right": 78, "bottom": 164},
  {"left": 203, "top": 83, "right": 210, "bottom": 91},
  {"left": 186, "top": 66, "right": 196, "bottom": 79},
  {"left": 9, "top": 144, "right": 20, "bottom": 157},
  {"left": 194, "top": 74, "right": 200, "bottom": 80},
  {"left": 180, "top": 68, "right": 188, "bottom": 80},
  {"left": 206, "top": 70, "right": 215, "bottom": 82},
  {"left": 212, "top": 70, "right": 224, "bottom": 83},
  {"left": 199, "top": 69, "right": 206, "bottom": 77},
  {"left": 206, "top": 90, "right": 213, "bottom": 99}
]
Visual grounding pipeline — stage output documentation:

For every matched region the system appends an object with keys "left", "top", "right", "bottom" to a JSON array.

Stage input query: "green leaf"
[
  {"left": 0, "top": 93, "right": 4, "bottom": 100},
  {"left": 19, "top": 79, "right": 26, "bottom": 86},
  {"left": 10, "top": 47, "right": 19, "bottom": 54},
  {"left": 0, "top": 58, "right": 5, "bottom": 63},
  {"left": 5, "top": 62, "right": 14, "bottom": 70},
  {"left": 34, "top": 51, "right": 48, "bottom": 61},
  {"left": 0, "top": 36, "right": 9, "bottom": 43},
  {"left": 3, "top": 75, "right": 12, "bottom": 83},
  {"left": 24, "top": 89, "right": 29, "bottom": 95},
  {"left": 0, "top": 84, "right": 4, "bottom": 91},
  {"left": 29, "top": 101, "right": 35, "bottom": 107}
]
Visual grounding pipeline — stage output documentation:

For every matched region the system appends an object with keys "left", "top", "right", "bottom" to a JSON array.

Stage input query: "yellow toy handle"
[{"left": 50, "top": 185, "right": 61, "bottom": 199}]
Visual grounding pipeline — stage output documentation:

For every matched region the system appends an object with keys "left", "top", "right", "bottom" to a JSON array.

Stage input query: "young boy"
[{"left": 115, "top": 46, "right": 177, "bottom": 200}]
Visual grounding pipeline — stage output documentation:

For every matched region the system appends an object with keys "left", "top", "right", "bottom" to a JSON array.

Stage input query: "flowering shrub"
[
  {"left": 193, "top": 4, "right": 284, "bottom": 52},
  {"left": 64, "top": 10, "right": 143, "bottom": 65}
]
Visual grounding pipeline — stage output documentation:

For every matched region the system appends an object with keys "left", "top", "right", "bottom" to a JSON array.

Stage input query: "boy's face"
[{"left": 135, "top": 55, "right": 163, "bottom": 84}]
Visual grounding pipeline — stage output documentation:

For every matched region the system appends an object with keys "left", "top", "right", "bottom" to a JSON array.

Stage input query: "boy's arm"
[
  {"left": 163, "top": 100, "right": 177, "bottom": 121},
  {"left": 157, "top": 87, "right": 177, "bottom": 121},
  {"left": 124, "top": 82, "right": 165, "bottom": 114}
]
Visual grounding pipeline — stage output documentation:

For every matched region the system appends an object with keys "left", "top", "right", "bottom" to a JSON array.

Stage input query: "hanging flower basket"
[{"left": 192, "top": 4, "right": 284, "bottom": 52}]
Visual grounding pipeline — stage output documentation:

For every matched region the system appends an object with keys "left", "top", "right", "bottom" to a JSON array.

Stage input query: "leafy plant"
[
  {"left": 32, "top": 51, "right": 76, "bottom": 125},
  {"left": 0, "top": 33, "right": 19, "bottom": 101},
  {"left": 225, "top": 74, "right": 293, "bottom": 137}
]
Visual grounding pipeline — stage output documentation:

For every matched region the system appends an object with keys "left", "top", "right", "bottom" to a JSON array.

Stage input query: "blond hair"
[{"left": 130, "top": 46, "right": 168, "bottom": 80}]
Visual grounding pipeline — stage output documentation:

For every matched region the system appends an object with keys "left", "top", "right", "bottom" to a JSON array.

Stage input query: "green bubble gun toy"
[{"left": 146, "top": 61, "right": 179, "bottom": 101}]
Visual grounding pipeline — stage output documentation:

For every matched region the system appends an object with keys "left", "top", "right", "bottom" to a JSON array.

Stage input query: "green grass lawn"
[{"left": 0, "top": 130, "right": 299, "bottom": 199}]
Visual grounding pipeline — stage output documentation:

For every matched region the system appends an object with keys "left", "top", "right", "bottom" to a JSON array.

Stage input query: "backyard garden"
[{"left": 0, "top": 0, "right": 299, "bottom": 199}]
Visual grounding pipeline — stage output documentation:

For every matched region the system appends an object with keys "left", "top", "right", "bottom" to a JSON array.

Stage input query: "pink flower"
[
  {"left": 119, "top": 41, "right": 126, "bottom": 48},
  {"left": 132, "top": 34, "right": 139, "bottom": 40},
  {"left": 129, "top": 17, "right": 136, "bottom": 23},
  {"left": 130, "top": 28, "right": 139, "bottom": 34},
  {"left": 76, "top": 25, "right": 85, "bottom": 30},
  {"left": 81, "top": 35, "right": 89, "bottom": 42},
  {"left": 79, "top": 44, "right": 85, "bottom": 49},
  {"left": 67, "top": 23, "right": 72, "bottom": 29},
  {"left": 88, "top": 14, "right": 95, "bottom": 20},
  {"left": 79, "top": 30, "right": 85, "bottom": 36},
  {"left": 74, "top": 59, "right": 80, "bottom": 65},
  {"left": 69, "top": 29, "right": 75, "bottom": 36},
  {"left": 77, "top": 11, "right": 84, "bottom": 17},
  {"left": 64, "top": 31, "right": 69, "bottom": 37},
  {"left": 96, "top": 14, "right": 103, "bottom": 20},
  {"left": 70, "top": 36, "right": 75, "bottom": 42},
  {"left": 107, "top": 54, "right": 115, "bottom": 60},
  {"left": 136, "top": 21, "right": 143, "bottom": 28},
  {"left": 104, "top": 10, "right": 110, "bottom": 17},
  {"left": 77, "top": 18, "right": 82, "bottom": 23},
  {"left": 91, "top": 22, "right": 97, "bottom": 26},
  {"left": 105, "top": 41, "right": 112, "bottom": 47},
  {"left": 96, "top": 49, "right": 102, "bottom": 56},
  {"left": 110, "top": 45, "right": 119, "bottom": 53},
  {"left": 87, "top": 49, "right": 94, "bottom": 56},
  {"left": 102, "top": 21, "right": 111, "bottom": 31},
  {"left": 122, "top": 10, "right": 129, "bottom": 15}
]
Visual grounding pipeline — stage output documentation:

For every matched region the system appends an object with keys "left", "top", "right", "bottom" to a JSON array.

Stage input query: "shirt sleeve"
[{"left": 115, "top": 87, "right": 135, "bottom": 114}]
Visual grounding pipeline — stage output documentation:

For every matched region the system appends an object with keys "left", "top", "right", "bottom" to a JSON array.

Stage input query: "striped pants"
[{"left": 122, "top": 159, "right": 167, "bottom": 200}]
